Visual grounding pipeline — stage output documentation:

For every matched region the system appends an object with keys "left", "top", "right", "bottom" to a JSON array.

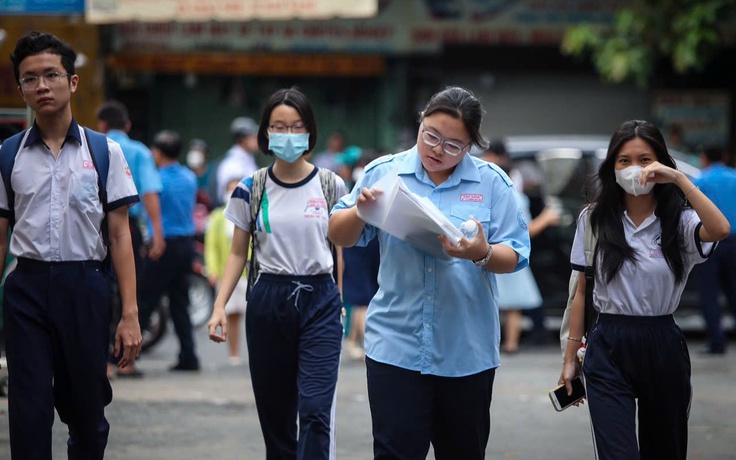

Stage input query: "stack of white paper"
[{"left": 356, "top": 170, "right": 463, "bottom": 260}]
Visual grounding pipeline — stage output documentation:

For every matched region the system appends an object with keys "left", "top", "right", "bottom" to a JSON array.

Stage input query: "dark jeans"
[
  {"left": 139, "top": 236, "right": 198, "bottom": 367},
  {"left": 4, "top": 259, "right": 112, "bottom": 460},
  {"left": 366, "top": 357, "right": 496, "bottom": 460},
  {"left": 697, "top": 234, "right": 736, "bottom": 352}
]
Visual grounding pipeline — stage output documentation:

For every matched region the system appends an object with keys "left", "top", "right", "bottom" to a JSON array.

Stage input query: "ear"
[
  {"left": 16, "top": 85, "right": 25, "bottom": 102},
  {"left": 69, "top": 74, "right": 79, "bottom": 93}
]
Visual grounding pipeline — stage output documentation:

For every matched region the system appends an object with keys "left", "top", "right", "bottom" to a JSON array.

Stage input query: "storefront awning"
[{"left": 86, "top": 0, "right": 378, "bottom": 24}]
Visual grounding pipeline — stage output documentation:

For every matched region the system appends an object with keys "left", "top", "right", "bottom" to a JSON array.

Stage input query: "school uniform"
[
  {"left": 0, "top": 120, "right": 138, "bottom": 459},
  {"left": 571, "top": 207, "right": 715, "bottom": 460},
  {"left": 225, "top": 165, "right": 347, "bottom": 460},
  {"left": 332, "top": 147, "right": 530, "bottom": 459}
]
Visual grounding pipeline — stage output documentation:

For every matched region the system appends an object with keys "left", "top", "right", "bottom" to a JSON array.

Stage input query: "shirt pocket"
[
  {"left": 70, "top": 169, "right": 100, "bottom": 214},
  {"left": 450, "top": 204, "right": 491, "bottom": 236}
]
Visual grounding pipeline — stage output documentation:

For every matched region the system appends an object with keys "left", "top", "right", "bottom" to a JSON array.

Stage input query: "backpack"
[
  {"left": 559, "top": 208, "right": 596, "bottom": 356},
  {"left": 246, "top": 167, "right": 338, "bottom": 294},
  {"left": 0, "top": 127, "right": 110, "bottom": 236}
]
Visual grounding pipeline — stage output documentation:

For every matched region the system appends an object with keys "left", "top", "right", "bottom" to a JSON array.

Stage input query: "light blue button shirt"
[
  {"left": 107, "top": 130, "right": 162, "bottom": 221},
  {"left": 332, "top": 147, "right": 530, "bottom": 377}
]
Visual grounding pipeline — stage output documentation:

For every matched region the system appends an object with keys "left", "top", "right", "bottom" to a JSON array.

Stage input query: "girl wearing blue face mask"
[
  {"left": 560, "top": 120, "right": 730, "bottom": 460},
  {"left": 207, "top": 87, "right": 347, "bottom": 460}
]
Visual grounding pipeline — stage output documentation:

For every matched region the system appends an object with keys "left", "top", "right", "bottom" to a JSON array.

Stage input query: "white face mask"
[
  {"left": 186, "top": 150, "right": 205, "bottom": 169},
  {"left": 614, "top": 165, "right": 655, "bottom": 196}
]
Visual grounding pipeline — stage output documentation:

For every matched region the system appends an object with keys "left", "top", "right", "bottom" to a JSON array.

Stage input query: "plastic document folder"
[{"left": 356, "top": 170, "right": 463, "bottom": 260}]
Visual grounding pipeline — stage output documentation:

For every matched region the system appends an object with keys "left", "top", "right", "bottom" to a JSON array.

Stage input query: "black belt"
[{"left": 15, "top": 257, "right": 104, "bottom": 272}]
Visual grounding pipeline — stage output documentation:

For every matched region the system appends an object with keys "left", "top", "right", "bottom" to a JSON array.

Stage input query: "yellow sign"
[{"left": 87, "top": 0, "right": 378, "bottom": 23}]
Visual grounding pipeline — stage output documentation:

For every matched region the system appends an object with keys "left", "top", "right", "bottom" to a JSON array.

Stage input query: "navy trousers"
[
  {"left": 583, "top": 314, "right": 691, "bottom": 460},
  {"left": 138, "top": 236, "right": 198, "bottom": 367},
  {"left": 3, "top": 258, "right": 113, "bottom": 460},
  {"left": 697, "top": 234, "right": 736, "bottom": 352},
  {"left": 366, "top": 357, "right": 496, "bottom": 460},
  {"left": 246, "top": 273, "right": 343, "bottom": 460}
]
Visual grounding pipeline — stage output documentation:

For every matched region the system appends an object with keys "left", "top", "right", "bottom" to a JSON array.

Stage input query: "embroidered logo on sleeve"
[
  {"left": 517, "top": 209, "right": 528, "bottom": 230},
  {"left": 124, "top": 166, "right": 133, "bottom": 177},
  {"left": 460, "top": 193, "right": 483, "bottom": 202}
]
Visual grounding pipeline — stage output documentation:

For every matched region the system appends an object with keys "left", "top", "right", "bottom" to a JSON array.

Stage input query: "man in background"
[
  {"left": 695, "top": 144, "right": 736, "bottom": 355},
  {"left": 214, "top": 116, "right": 259, "bottom": 207},
  {"left": 97, "top": 100, "right": 165, "bottom": 378},
  {"left": 139, "top": 130, "right": 200, "bottom": 371}
]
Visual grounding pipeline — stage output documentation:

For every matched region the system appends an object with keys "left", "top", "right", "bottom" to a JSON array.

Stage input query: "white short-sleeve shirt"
[
  {"left": 571, "top": 206, "right": 714, "bottom": 316},
  {"left": 224, "top": 166, "right": 347, "bottom": 276},
  {"left": 0, "top": 120, "right": 139, "bottom": 262}
]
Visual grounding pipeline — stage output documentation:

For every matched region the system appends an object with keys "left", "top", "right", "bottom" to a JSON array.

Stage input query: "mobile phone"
[{"left": 549, "top": 376, "right": 586, "bottom": 412}]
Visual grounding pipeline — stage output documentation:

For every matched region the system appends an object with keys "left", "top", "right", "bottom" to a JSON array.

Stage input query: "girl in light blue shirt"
[{"left": 329, "top": 86, "right": 530, "bottom": 459}]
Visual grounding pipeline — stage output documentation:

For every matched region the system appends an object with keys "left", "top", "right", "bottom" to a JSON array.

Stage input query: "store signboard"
[
  {"left": 0, "top": 0, "right": 83, "bottom": 14},
  {"left": 652, "top": 90, "right": 731, "bottom": 154},
  {"left": 109, "top": 0, "right": 618, "bottom": 53},
  {"left": 87, "top": 0, "right": 378, "bottom": 24}
]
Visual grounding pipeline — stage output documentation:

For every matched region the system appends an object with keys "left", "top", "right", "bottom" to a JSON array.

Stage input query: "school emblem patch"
[
  {"left": 517, "top": 209, "right": 527, "bottom": 230},
  {"left": 650, "top": 233, "right": 663, "bottom": 258}
]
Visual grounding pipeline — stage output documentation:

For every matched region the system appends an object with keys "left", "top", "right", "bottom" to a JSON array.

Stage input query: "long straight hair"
[{"left": 589, "top": 120, "right": 688, "bottom": 283}]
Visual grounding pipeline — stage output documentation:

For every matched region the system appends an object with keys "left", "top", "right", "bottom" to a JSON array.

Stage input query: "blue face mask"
[{"left": 268, "top": 133, "right": 310, "bottom": 163}]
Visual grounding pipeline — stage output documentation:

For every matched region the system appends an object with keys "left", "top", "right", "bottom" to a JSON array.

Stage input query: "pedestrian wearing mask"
[
  {"left": 560, "top": 120, "right": 730, "bottom": 460},
  {"left": 329, "top": 86, "right": 530, "bottom": 459},
  {"left": 207, "top": 87, "right": 347, "bottom": 459}
]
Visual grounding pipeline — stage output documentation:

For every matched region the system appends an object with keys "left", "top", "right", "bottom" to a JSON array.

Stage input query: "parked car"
[{"left": 497, "top": 135, "right": 721, "bottom": 333}]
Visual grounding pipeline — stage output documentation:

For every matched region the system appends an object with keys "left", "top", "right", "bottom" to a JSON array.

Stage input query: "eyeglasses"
[
  {"left": 421, "top": 127, "right": 470, "bottom": 156},
  {"left": 268, "top": 124, "right": 307, "bottom": 134},
  {"left": 19, "top": 71, "right": 72, "bottom": 91}
]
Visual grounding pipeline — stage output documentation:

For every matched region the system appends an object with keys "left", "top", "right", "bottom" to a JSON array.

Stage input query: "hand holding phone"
[{"left": 549, "top": 376, "right": 586, "bottom": 412}]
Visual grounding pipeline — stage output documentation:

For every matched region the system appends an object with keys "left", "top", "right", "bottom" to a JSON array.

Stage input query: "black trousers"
[
  {"left": 139, "top": 236, "right": 198, "bottom": 367},
  {"left": 584, "top": 313, "right": 691, "bottom": 460},
  {"left": 3, "top": 258, "right": 112, "bottom": 460},
  {"left": 366, "top": 357, "right": 496, "bottom": 460}
]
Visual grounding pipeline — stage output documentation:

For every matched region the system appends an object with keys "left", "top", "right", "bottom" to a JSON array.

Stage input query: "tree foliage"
[{"left": 561, "top": 0, "right": 736, "bottom": 87}]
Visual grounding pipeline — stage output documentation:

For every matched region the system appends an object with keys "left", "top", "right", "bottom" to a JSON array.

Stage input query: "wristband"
[{"left": 567, "top": 336, "right": 582, "bottom": 342}]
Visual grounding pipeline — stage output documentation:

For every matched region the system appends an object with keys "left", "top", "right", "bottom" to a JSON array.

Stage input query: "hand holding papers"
[{"left": 356, "top": 171, "right": 464, "bottom": 260}]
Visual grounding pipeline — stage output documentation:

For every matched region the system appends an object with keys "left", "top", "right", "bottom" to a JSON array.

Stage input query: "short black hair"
[
  {"left": 485, "top": 138, "right": 507, "bottom": 156},
  {"left": 10, "top": 31, "right": 76, "bottom": 84},
  {"left": 699, "top": 144, "right": 724, "bottom": 163},
  {"left": 152, "top": 130, "right": 182, "bottom": 159},
  {"left": 96, "top": 100, "right": 129, "bottom": 130},
  {"left": 257, "top": 87, "right": 317, "bottom": 156}
]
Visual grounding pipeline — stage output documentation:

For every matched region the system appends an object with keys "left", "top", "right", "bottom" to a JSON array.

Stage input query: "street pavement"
[{"left": 1, "top": 325, "right": 736, "bottom": 459}]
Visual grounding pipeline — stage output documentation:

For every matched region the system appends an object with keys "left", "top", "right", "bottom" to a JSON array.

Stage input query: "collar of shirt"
[{"left": 23, "top": 118, "right": 81, "bottom": 150}]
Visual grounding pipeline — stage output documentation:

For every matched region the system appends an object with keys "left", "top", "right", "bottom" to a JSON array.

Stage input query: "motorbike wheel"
[
  {"left": 141, "top": 303, "right": 168, "bottom": 353},
  {"left": 188, "top": 273, "right": 214, "bottom": 328}
]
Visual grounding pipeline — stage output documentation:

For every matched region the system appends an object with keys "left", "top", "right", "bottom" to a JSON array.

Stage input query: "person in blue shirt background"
[
  {"left": 139, "top": 130, "right": 200, "bottom": 371},
  {"left": 329, "top": 86, "right": 530, "bottom": 460},
  {"left": 694, "top": 144, "right": 736, "bottom": 355},
  {"left": 97, "top": 100, "right": 166, "bottom": 378}
]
